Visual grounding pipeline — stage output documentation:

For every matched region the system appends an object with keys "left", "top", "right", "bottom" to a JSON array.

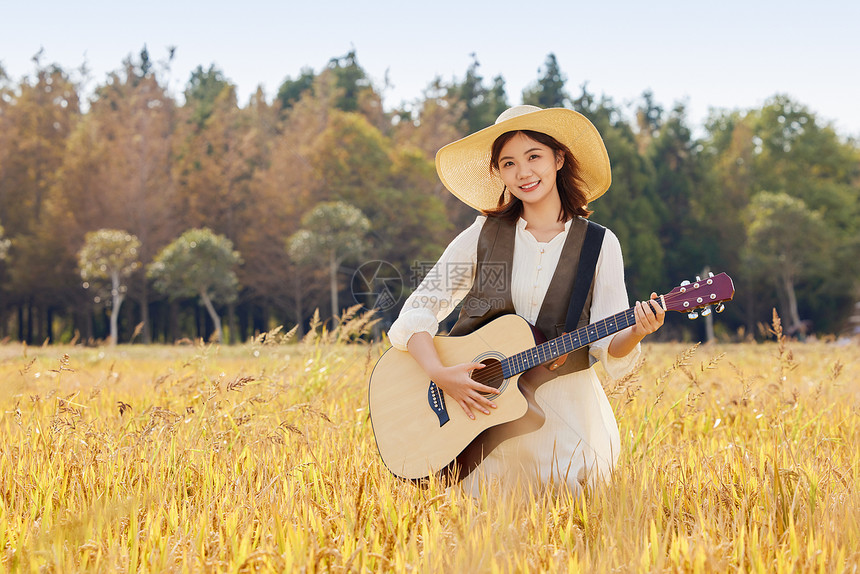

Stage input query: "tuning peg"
[
  {"left": 695, "top": 276, "right": 702, "bottom": 282},
  {"left": 715, "top": 303, "right": 726, "bottom": 313},
  {"left": 700, "top": 306, "right": 713, "bottom": 316},
  {"left": 687, "top": 311, "right": 699, "bottom": 320},
  {"left": 680, "top": 280, "right": 691, "bottom": 287},
  {"left": 708, "top": 271, "right": 714, "bottom": 278}
]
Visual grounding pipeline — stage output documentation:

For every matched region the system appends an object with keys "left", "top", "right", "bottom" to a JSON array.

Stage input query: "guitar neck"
[{"left": 501, "top": 307, "right": 637, "bottom": 377}]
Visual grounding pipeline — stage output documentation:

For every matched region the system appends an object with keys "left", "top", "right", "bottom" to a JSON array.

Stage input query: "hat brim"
[{"left": 435, "top": 108, "right": 611, "bottom": 212}]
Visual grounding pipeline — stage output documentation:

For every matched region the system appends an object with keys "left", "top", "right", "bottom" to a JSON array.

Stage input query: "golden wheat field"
[{"left": 1, "top": 314, "right": 859, "bottom": 573}]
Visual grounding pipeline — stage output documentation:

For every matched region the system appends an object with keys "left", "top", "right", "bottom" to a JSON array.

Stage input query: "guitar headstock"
[{"left": 662, "top": 272, "right": 735, "bottom": 318}]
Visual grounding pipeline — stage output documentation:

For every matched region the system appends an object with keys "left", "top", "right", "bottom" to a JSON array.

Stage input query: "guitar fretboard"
[{"left": 501, "top": 307, "right": 637, "bottom": 377}]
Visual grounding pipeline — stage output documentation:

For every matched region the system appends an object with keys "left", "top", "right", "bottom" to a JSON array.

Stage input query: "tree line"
[{"left": 0, "top": 49, "right": 857, "bottom": 344}]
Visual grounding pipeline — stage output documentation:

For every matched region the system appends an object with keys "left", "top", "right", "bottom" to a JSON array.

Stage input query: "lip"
[{"left": 519, "top": 181, "right": 540, "bottom": 192}]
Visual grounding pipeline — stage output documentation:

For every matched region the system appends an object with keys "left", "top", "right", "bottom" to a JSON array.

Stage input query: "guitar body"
[
  {"left": 369, "top": 314, "right": 544, "bottom": 482},
  {"left": 368, "top": 273, "right": 735, "bottom": 484}
]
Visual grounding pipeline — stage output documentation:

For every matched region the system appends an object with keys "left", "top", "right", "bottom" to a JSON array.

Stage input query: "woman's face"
[{"left": 497, "top": 132, "right": 564, "bottom": 209}]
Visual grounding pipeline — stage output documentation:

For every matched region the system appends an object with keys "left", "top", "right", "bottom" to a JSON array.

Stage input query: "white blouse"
[{"left": 387, "top": 215, "right": 641, "bottom": 494}]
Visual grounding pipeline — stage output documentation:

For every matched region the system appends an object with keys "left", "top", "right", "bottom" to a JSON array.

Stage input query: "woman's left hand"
[{"left": 631, "top": 292, "right": 665, "bottom": 338}]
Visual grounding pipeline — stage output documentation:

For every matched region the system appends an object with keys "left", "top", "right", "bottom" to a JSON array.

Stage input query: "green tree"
[
  {"left": 78, "top": 230, "right": 142, "bottom": 345},
  {"left": 327, "top": 50, "right": 372, "bottom": 113},
  {"left": 648, "top": 103, "right": 714, "bottom": 281},
  {"left": 184, "top": 64, "right": 231, "bottom": 127},
  {"left": 573, "top": 85, "right": 663, "bottom": 297},
  {"left": 743, "top": 192, "right": 830, "bottom": 337},
  {"left": 707, "top": 96, "right": 860, "bottom": 333},
  {"left": 287, "top": 202, "right": 371, "bottom": 323},
  {"left": 276, "top": 66, "right": 316, "bottom": 112},
  {"left": 148, "top": 228, "right": 242, "bottom": 343},
  {"left": 523, "top": 53, "right": 569, "bottom": 109},
  {"left": 485, "top": 75, "right": 509, "bottom": 123},
  {"left": 635, "top": 90, "right": 664, "bottom": 154},
  {"left": 449, "top": 54, "right": 510, "bottom": 134}
]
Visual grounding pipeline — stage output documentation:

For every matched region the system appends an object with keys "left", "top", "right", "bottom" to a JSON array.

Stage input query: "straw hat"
[{"left": 435, "top": 105, "right": 612, "bottom": 212}]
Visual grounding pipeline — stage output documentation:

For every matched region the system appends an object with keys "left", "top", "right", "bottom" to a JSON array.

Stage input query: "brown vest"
[{"left": 448, "top": 216, "right": 595, "bottom": 375}]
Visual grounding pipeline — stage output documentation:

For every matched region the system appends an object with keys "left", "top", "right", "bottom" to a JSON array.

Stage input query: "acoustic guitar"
[{"left": 369, "top": 272, "right": 735, "bottom": 483}]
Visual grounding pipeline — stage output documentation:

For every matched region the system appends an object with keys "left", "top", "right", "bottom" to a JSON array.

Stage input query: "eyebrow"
[{"left": 499, "top": 147, "right": 544, "bottom": 162}]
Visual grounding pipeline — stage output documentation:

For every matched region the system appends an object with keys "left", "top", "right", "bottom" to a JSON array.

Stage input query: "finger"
[
  {"left": 473, "top": 383, "right": 500, "bottom": 397},
  {"left": 647, "top": 299, "right": 664, "bottom": 319},
  {"left": 464, "top": 394, "right": 491, "bottom": 416},
  {"left": 473, "top": 389, "right": 498, "bottom": 410},
  {"left": 465, "top": 362, "right": 486, "bottom": 371},
  {"left": 472, "top": 397, "right": 492, "bottom": 415},
  {"left": 636, "top": 301, "right": 658, "bottom": 331},
  {"left": 458, "top": 400, "right": 476, "bottom": 420}
]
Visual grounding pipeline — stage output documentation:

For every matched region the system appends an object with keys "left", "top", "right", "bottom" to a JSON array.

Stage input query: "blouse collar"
[{"left": 516, "top": 217, "right": 574, "bottom": 243}]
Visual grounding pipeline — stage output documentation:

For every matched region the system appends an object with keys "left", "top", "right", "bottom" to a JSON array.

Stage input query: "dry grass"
[{"left": 1, "top": 313, "right": 858, "bottom": 573}]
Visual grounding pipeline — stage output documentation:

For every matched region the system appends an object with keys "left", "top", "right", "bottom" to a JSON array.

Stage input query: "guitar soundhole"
[{"left": 471, "top": 358, "right": 504, "bottom": 396}]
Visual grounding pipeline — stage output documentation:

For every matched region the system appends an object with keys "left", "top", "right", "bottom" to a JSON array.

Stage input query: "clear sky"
[{"left": 3, "top": 0, "right": 859, "bottom": 137}]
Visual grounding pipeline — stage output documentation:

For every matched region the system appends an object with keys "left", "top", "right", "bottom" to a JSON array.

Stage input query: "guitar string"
[{"left": 466, "top": 287, "right": 726, "bottom": 386}]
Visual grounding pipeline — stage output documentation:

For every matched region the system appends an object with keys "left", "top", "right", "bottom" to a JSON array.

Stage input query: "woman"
[{"left": 387, "top": 105, "right": 664, "bottom": 494}]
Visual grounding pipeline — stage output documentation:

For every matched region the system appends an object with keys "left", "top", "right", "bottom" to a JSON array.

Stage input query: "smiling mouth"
[{"left": 520, "top": 181, "right": 539, "bottom": 191}]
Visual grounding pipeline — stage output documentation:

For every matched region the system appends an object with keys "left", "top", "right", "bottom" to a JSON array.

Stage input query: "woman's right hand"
[
  {"left": 427, "top": 362, "right": 498, "bottom": 420},
  {"left": 407, "top": 331, "right": 499, "bottom": 420}
]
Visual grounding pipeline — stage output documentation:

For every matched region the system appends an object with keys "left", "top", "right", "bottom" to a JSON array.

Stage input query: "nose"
[{"left": 516, "top": 163, "right": 533, "bottom": 179}]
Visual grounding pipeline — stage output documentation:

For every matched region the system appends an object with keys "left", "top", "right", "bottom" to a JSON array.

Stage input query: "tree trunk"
[
  {"left": 782, "top": 273, "right": 805, "bottom": 339},
  {"left": 293, "top": 276, "right": 305, "bottom": 338},
  {"left": 139, "top": 276, "right": 152, "bottom": 344},
  {"left": 26, "top": 302, "right": 34, "bottom": 344},
  {"left": 199, "top": 291, "right": 223, "bottom": 343},
  {"left": 329, "top": 250, "right": 339, "bottom": 324},
  {"left": 227, "top": 302, "right": 237, "bottom": 345},
  {"left": 18, "top": 305, "right": 25, "bottom": 343},
  {"left": 45, "top": 306, "right": 53, "bottom": 344},
  {"left": 168, "top": 300, "right": 180, "bottom": 343},
  {"left": 109, "top": 271, "right": 123, "bottom": 346}
]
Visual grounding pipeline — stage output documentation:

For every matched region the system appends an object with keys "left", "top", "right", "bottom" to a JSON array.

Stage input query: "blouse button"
[{"left": 537, "top": 265, "right": 542, "bottom": 270}]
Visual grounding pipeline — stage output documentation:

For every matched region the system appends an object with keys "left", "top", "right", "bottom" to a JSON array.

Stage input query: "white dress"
[{"left": 387, "top": 216, "right": 640, "bottom": 495}]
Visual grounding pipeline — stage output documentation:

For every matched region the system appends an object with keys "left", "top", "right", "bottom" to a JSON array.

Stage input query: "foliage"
[
  {"left": 743, "top": 192, "right": 830, "bottom": 333},
  {"left": 0, "top": 49, "right": 858, "bottom": 342},
  {"left": 148, "top": 228, "right": 241, "bottom": 303},
  {"left": 276, "top": 66, "right": 315, "bottom": 112},
  {"left": 78, "top": 229, "right": 142, "bottom": 287},
  {"left": 78, "top": 229, "right": 142, "bottom": 345},
  {"left": 288, "top": 202, "right": 371, "bottom": 321},
  {"left": 288, "top": 201, "right": 370, "bottom": 264},
  {"left": 0, "top": 223, "right": 10, "bottom": 260},
  {"left": 522, "top": 53, "right": 569, "bottom": 109},
  {"left": 448, "top": 54, "right": 509, "bottom": 134},
  {"left": 148, "top": 228, "right": 241, "bottom": 343}
]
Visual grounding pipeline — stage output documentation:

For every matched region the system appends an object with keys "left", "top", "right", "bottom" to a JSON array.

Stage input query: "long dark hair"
[{"left": 484, "top": 130, "right": 592, "bottom": 222}]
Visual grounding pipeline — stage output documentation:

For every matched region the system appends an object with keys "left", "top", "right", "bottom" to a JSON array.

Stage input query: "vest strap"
[
  {"left": 565, "top": 220, "right": 606, "bottom": 332},
  {"left": 548, "top": 220, "right": 606, "bottom": 371}
]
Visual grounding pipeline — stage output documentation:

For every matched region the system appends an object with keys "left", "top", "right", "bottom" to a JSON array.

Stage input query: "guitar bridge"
[{"left": 427, "top": 381, "right": 450, "bottom": 427}]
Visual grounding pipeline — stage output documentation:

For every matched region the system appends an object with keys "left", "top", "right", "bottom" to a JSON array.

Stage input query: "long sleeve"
[
  {"left": 387, "top": 216, "right": 485, "bottom": 350},
  {"left": 587, "top": 229, "right": 641, "bottom": 379}
]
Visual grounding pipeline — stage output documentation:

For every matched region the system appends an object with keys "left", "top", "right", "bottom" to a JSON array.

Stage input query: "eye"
[
  {"left": 501, "top": 160, "right": 514, "bottom": 168},
  {"left": 529, "top": 153, "right": 541, "bottom": 160}
]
